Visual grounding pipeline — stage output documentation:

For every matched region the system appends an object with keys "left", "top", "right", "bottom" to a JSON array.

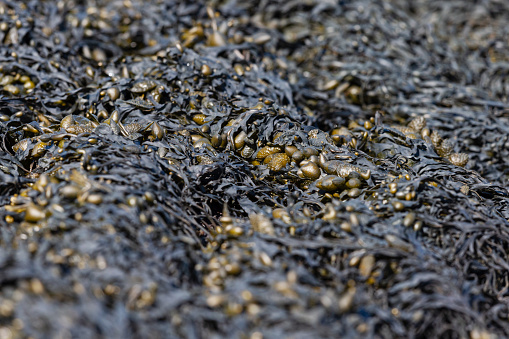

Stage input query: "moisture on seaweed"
[{"left": 1, "top": 0, "right": 509, "bottom": 338}]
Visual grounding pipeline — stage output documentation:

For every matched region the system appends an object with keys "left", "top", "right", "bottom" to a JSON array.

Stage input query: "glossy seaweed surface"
[{"left": 1, "top": 1, "right": 509, "bottom": 338}]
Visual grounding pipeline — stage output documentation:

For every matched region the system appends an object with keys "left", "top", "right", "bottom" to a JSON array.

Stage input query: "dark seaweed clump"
[{"left": 1, "top": 0, "right": 509, "bottom": 338}]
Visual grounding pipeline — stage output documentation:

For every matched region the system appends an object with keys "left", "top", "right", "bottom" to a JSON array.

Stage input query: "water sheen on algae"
[{"left": 1, "top": 1, "right": 509, "bottom": 338}]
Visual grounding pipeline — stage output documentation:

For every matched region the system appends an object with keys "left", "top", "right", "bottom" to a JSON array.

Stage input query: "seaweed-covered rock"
[{"left": 1, "top": 0, "right": 509, "bottom": 338}]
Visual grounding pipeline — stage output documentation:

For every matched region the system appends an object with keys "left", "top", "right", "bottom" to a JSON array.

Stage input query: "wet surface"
[{"left": 1, "top": 1, "right": 509, "bottom": 338}]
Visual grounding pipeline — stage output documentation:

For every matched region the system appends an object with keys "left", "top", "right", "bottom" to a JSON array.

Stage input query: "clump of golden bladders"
[
  {"left": 9, "top": 106, "right": 468, "bottom": 236},
  {"left": 12, "top": 110, "right": 165, "bottom": 156},
  {"left": 391, "top": 116, "right": 469, "bottom": 167}
]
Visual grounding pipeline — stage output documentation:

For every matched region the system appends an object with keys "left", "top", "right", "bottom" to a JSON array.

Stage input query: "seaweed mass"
[{"left": 1, "top": 0, "right": 509, "bottom": 338}]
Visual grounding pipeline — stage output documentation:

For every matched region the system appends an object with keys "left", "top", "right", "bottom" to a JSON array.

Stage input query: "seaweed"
[{"left": 1, "top": 0, "right": 509, "bottom": 338}]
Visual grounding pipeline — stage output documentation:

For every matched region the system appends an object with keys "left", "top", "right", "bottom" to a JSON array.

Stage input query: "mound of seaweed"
[{"left": 1, "top": 0, "right": 509, "bottom": 338}]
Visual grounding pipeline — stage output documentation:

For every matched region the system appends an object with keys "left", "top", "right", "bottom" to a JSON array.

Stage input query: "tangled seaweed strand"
[{"left": 1, "top": 0, "right": 509, "bottom": 338}]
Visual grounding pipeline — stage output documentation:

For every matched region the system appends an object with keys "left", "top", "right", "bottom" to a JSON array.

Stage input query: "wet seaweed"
[{"left": 1, "top": 0, "right": 509, "bottom": 338}]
